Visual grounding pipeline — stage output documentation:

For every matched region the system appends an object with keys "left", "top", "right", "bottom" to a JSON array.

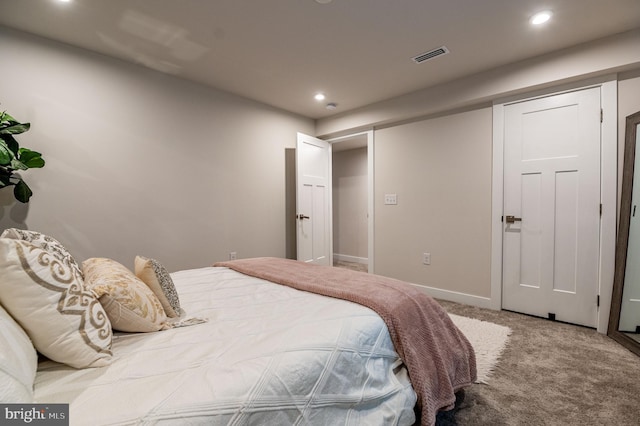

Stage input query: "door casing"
[
  {"left": 501, "top": 87, "right": 601, "bottom": 327},
  {"left": 490, "top": 77, "right": 618, "bottom": 333},
  {"left": 327, "top": 130, "right": 375, "bottom": 273}
]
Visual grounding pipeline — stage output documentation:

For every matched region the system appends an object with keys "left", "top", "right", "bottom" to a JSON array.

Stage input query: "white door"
[
  {"left": 502, "top": 87, "right": 601, "bottom": 328},
  {"left": 296, "top": 132, "right": 332, "bottom": 265}
]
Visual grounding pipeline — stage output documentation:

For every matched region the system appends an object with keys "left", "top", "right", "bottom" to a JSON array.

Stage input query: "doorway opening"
[{"left": 329, "top": 131, "right": 374, "bottom": 273}]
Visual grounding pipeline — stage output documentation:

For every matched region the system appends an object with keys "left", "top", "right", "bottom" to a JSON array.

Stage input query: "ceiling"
[{"left": 1, "top": 0, "right": 639, "bottom": 119}]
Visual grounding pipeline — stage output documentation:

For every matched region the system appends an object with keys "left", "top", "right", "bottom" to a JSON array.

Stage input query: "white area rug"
[{"left": 449, "top": 314, "right": 512, "bottom": 384}]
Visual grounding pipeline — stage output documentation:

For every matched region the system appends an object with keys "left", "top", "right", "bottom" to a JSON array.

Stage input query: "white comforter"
[{"left": 34, "top": 266, "right": 417, "bottom": 425}]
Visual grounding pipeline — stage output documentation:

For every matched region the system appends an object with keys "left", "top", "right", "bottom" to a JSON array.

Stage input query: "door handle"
[
  {"left": 297, "top": 214, "right": 310, "bottom": 220},
  {"left": 505, "top": 215, "right": 522, "bottom": 224}
]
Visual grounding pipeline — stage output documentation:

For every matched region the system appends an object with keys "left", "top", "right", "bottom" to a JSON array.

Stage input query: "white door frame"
[
  {"left": 328, "top": 130, "right": 375, "bottom": 273},
  {"left": 490, "top": 77, "right": 617, "bottom": 333}
]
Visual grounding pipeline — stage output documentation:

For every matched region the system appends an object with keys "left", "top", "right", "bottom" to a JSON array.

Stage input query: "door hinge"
[
  {"left": 600, "top": 203, "right": 602, "bottom": 216},
  {"left": 597, "top": 295, "right": 600, "bottom": 307},
  {"left": 600, "top": 108, "right": 603, "bottom": 123}
]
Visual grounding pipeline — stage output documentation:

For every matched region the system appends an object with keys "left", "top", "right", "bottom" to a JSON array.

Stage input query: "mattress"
[{"left": 34, "top": 266, "right": 417, "bottom": 425}]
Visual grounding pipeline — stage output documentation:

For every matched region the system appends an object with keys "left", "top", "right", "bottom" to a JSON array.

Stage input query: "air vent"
[{"left": 411, "top": 46, "right": 449, "bottom": 64}]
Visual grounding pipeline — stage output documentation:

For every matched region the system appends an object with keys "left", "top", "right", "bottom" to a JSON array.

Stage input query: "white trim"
[
  {"left": 334, "top": 254, "right": 368, "bottom": 265},
  {"left": 328, "top": 143, "right": 333, "bottom": 267},
  {"left": 409, "top": 283, "right": 495, "bottom": 310},
  {"left": 490, "top": 103, "right": 505, "bottom": 311},
  {"left": 598, "top": 79, "right": 617, "bottom": 334},
  {"left": 490, "top": 77, "right": 618, "bottom": 333},
  {"left": 367, "top": 130, "right": 375, "bottom": 274}
]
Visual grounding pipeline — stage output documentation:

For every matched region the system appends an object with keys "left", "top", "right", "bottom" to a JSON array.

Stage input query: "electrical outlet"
[
  {"left": 384, "top": 194, "right": 397, "bottom": 205},
  {"left": 423, "top": 252, "right": 431, "bottom": 265},
  {"left": 229, "top": 251, "right": 237, "bottom": 260}
]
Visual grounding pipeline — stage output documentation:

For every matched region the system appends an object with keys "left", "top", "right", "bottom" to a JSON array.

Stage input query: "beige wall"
[
  {"left": 2, "top": 24, "right": 639, "bottom": 304},
  {"left": 374, "top": 107, "right": 493, "bottom": 297},
  {"left": 618, "top": 73, "right": 640, "bottom": 207},
  {"left": 317, "top": 29, "right": 640, "bottom": 137},
  {"left": 0, "top": 27, "right": 314, "bottom": 271},
  {"left": 332, "top": 147, "right": 368, "bottom": 260},
  {"left": 320, "top": 31, "right": 640, "bottom": 304},
  {"left": 370, "top": 74, "right": 640, "bottom": 303}
]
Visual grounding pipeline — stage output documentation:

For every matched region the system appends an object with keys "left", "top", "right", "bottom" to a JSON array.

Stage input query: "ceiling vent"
[{"left": 411, "top": 46, "right": 449, "bottom": 64}]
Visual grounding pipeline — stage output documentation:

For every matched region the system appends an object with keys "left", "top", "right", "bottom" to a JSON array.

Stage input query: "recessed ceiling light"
[
  {"left": 314, "top": 93, "right": 326, "bottom": 101},
  {"left": 315, "top": 0, "right": 333, "bottom": 4},
  {"left": 530, "top": 10, "right": 552, "bottom": 25}
]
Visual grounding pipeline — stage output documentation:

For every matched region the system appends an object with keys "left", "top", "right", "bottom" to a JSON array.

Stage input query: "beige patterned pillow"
[
  {"left": 83, "top": 258, "right": 167, "bottom": 333},
  {"left": 135, "top": 256, "right": 181, "bottom": 318},
  {"left": 0, "top": 239, "right": 113, "bottom": 369}
]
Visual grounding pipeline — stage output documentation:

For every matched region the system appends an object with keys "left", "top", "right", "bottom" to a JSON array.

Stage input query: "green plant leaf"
[
  {"left": 13, "top": 179, "right": 32, "bottom": 203},
  {"left": 10, "top": 158, "right": 27, "bottom": 170},
  {"left": 18, "top": 148, "right": 45, "bottom": 168},
  {"left": 0, "top": 111, "right": 14, "bottom": 127},
  {"left": 0, "top": 134, "right": 20, "bottom": 155},
  {"left": 0, "top": 122, "right": 30, "bottom": 135},
  {"left": 0, "top": 141, "right": 13, "bottom": 166}
]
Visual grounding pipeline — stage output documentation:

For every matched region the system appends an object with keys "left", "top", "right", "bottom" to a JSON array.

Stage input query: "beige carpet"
[
  {"left": 436, "top": 300, "right": 640, "bottom": 425},
  {"left": 334, "top": 260, "right": 368, "bottom": 272}
]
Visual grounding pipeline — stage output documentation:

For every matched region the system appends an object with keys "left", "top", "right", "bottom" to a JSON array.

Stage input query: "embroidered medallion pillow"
[
  {"left": 0, "top": 239, "right": 113, "bottom": 368},
  {"left": 0, "top": 228, "right": 84, "bottom": 279}
]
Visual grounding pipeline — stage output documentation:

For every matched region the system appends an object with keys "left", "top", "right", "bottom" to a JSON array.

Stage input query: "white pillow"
[
  {"left": 0, "top": 304, "right": 38, "bottom": 402},
  {"left": 0, "top": 238, "right": 113, "bottom": 369}
]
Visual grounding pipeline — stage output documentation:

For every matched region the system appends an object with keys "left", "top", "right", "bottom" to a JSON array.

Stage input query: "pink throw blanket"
[{"left": 214, "top": 257, "right": 476, "bottom": 425}]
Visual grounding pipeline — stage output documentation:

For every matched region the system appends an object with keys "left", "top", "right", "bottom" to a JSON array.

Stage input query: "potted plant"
[{"left": 0, "top": 110, "right": 45, "bottom": 203}]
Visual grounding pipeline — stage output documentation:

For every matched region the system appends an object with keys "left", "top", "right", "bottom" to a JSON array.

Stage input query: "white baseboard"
[
  {"left": 334, "top": 254, "right": 368, "bottom": 265},
  {"left": 409, "top": 282, "right": 496, "bottom": 310}
]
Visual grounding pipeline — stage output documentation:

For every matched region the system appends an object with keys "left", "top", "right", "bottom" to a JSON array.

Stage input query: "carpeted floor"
[
  {"left": 331, "top": 262, "right": 639, "bottom": 424},
  {"left": 436, "top": 300, "right": 640, "bottom": 425},
  {"left": 334, "top": 260, "right": 368, "bottom": 272}
]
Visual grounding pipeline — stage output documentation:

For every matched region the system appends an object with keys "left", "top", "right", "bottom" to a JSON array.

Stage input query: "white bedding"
[{"left": 34, "top": 266, "right": 417, "bottom": 425}]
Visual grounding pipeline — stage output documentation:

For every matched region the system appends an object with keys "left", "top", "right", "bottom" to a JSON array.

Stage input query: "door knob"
[
  {"left": 297, "top": 214, "right": 310, "bottom": 220},
  {"left": 505, "top": 215, "right": 522, "bottom": 224}
]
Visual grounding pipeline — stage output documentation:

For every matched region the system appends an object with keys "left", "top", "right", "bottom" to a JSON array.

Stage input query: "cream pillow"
[
  {"left": 0, "top": 239, "right": 113, "bottom": 369},
  {"left": 83, "top": 258, "right": 168, "bottom": 333},
  {"left": 0, "top": 303, "right": 38, "bottom": 402},
  {"left": 135, "top": 256, "right": 181, "bottom": 318},
  {"left": 1, "top": 228, "right": 84, "bottom": 279}
]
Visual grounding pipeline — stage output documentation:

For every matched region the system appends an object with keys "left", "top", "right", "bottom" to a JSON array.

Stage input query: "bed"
[{"left": 0, "top": 229, "right": 476, "bottom": 426}]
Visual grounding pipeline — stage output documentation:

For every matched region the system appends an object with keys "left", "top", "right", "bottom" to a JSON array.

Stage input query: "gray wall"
[{"left": 0, "top": 27, "right": 314, "bottom": 272}]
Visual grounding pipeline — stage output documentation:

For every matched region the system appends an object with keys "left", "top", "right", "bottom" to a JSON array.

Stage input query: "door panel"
[
  {"left": 296, "top": 133, "right": 331, "bottom": 265},
  {"left": 503, "top": 87, "right": 601, "bottom": 327}
]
